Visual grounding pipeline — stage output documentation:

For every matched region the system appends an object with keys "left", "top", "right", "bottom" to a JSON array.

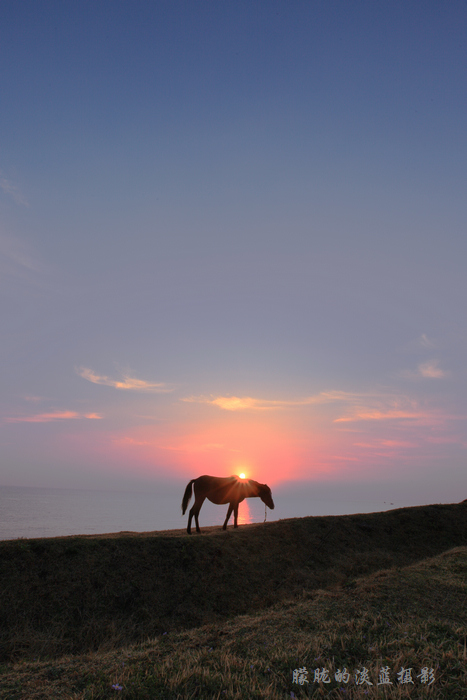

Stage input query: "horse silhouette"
[{"left": 181, "top": 474, "right": 274, "bottom": 534}]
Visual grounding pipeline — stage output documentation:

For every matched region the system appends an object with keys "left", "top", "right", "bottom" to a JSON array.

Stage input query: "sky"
[{"left": 1, "top": 1, "right": 466, "bottom": 515}]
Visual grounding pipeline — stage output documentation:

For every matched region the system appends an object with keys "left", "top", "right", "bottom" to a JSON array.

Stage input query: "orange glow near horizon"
[
  {"left": 59, "top": 397, "right": 412, "bottom": 487},
  {"left": 92, "top": 413, "right": 308, "bottom": 486},
  {"left": 60, "top": 413, "right": 331, "bottom": 487},
  {"left": 55, "top": 408, "right": 434, "bottom": 491}
]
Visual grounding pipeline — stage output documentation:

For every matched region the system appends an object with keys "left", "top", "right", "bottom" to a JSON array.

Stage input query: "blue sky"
[{"left": 1, "top": 1, "right": 466, "bottom": 510}]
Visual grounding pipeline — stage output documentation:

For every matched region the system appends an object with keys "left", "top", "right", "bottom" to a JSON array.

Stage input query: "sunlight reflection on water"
[{"left": 237, "top": 499, "right": 251, "bottom": 525}]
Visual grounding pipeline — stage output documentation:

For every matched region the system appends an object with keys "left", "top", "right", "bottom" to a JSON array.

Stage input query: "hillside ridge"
[{"left": 1, "top": 502, "right": 466, "bottom": 661}]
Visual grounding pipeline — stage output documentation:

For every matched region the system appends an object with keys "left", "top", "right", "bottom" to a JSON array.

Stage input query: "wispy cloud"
[
  {"left": 381, "top": 439, "right": 417, "bottom": 448},
  {"left": 182, "top": 394, "right": 308, "bottom": 410},
  {"left": 419, "top": 334, "right": 435, "bottom": 349},
  {"left": 113, "top": 437, "right": 151, "bottom": 446},
  {"left": 181, "top": 390, "right": 374, "bottom": 411},
  {"left": 159, "top": 441, "right": 228, "bottom": 452},
  {"left": 354, "top": 439, "right": 416, "bottom": 449},
  {"left": 182, "top": 388, "right": 464, "bottom": 435},
  {"left": 418, "top": 360, "right": 448, "bottom": 378},
  {"left": 0, "top": 233, "right": 47, "bottom": 283},
  {"left": 5, "top": 411, "right": 102, "bottom": 423},
  {"left": 332, "top": 395, "right": 465, "bottom": 426},
  {"left": 400, "top": 359, "right": 449, "bottom": 380},
  {"left": 334, "top": 409, "right": 434, "bottom": 423},
  {"left": 77, "top": 367, "right": 173, "bottom": 392},
  {"left": 0, "top": 173, "right": 28, "bottom": 207}
]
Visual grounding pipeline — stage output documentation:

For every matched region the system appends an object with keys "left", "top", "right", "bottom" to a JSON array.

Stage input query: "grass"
[{"left": 0, "top": 502, "right": 466, "bottom": 699}]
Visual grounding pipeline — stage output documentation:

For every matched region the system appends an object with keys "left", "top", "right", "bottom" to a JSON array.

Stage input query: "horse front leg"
[{"left": 223, "top": 504, "right": 233, "bottom": 530}]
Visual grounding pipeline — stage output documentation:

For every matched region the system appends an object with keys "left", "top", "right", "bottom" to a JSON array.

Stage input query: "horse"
[{"left": 181, "top": 475, "right": 275, "bottom": 534}]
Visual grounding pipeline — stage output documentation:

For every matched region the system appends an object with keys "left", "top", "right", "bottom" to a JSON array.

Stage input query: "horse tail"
[{"left": 182, "top": 479, "right": 195, "bottom": 514}]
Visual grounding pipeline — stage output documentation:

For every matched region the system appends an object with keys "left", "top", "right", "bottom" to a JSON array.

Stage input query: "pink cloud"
[
  {"left": 5, "top": 411, "right": 102, "bottom": 423},
  {"left": 77, "top": 366, "right": 173, "bottom": 392},
  {"left": 334, "top": 409, "right": 433, "bottom": 423}
]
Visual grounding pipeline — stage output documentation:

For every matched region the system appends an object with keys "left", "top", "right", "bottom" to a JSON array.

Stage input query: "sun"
[{"left": 239, "top": 473, "right": 246, "bottom": 479}]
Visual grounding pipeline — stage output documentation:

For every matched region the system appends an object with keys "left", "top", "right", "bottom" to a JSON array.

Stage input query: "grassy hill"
[{"left": 1, "top": 502, "right": 466, "bottom": 699}]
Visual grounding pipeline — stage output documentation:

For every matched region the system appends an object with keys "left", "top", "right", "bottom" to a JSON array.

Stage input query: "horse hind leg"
[
  {"left": 187, "top": 505, "right": 200, "bottom": 534},
  {"left": 190, "top": 494, "right": 206, "bottom": 534},
  {"left": 194, "top": 509, "right": 201, "bottom": 533},
  {"left": 187, "top": 507, "right": 194, "bottom": 534},
  {"left": 233, "top": 503, "right": 239, "bottom": 528}
]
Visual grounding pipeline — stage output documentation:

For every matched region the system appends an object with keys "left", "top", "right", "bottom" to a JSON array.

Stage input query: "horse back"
[{"left": 194, "top": 475, "right": 242, "bottom": 505}]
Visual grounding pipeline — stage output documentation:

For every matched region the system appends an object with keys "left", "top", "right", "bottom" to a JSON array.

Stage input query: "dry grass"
[{"left": 1, "top": 503, "right": 466, "bottom": 698}]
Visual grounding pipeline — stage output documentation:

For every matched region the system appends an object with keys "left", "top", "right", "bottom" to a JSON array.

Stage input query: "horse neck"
[{"left": 246, "top": 479, "right": 261, "bottom": 496}]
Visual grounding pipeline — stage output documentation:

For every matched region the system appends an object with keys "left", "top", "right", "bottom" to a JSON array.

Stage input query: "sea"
[{"left": 0, "top": 483, "right": 418, "bottom": 541}]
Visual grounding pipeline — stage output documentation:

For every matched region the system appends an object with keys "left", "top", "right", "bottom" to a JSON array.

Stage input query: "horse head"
[{"left": 259, "top": 483, "right": 275, "bottom": 510}]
